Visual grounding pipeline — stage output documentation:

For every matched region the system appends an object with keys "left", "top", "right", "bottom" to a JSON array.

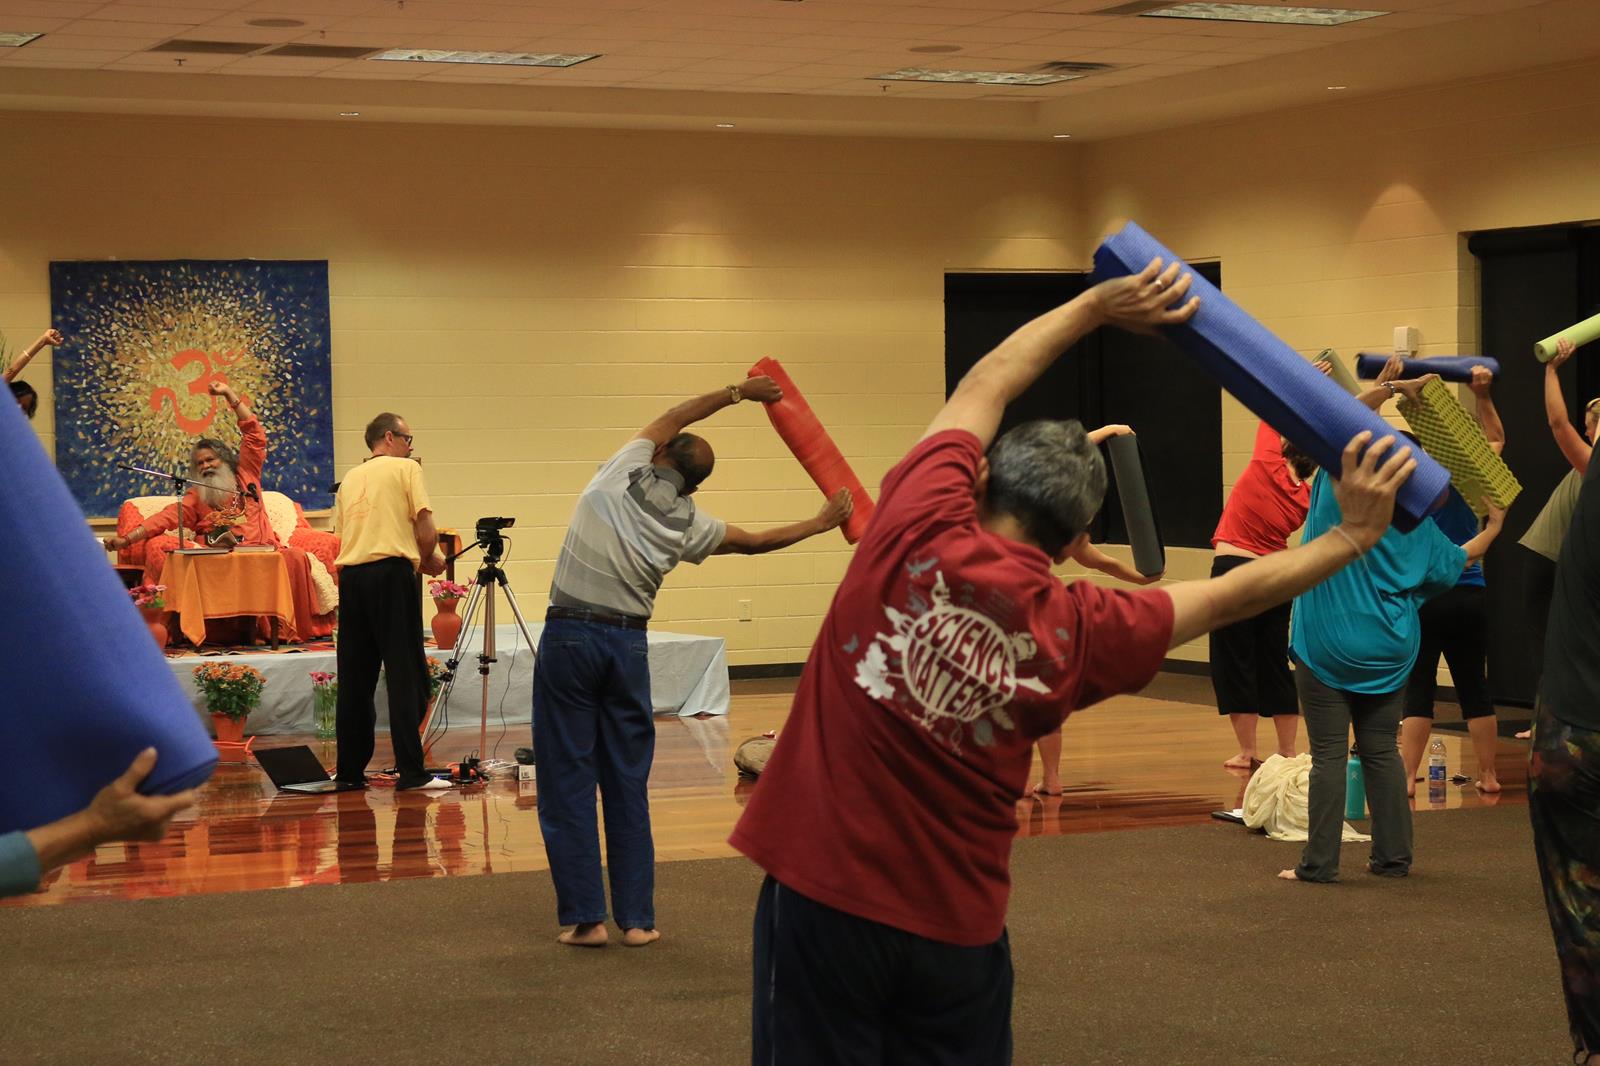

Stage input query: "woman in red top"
[{"left": 1210, "top": 418, "right": 1316, "bottom": 767}]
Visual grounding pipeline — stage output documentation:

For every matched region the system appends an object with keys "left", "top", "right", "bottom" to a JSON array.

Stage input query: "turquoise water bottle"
[{"left": 1345, "top": 746, "right": 1366, "bottom": 820}]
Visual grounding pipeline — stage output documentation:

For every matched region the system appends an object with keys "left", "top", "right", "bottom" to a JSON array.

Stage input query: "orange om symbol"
[{"left": 148, "top": 348, "right": 244, "bottom": 434}]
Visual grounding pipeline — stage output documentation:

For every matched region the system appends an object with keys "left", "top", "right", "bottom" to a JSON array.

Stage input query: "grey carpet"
[{"left": 1, "top": 805, "right": 1567, "bottom": 1065}]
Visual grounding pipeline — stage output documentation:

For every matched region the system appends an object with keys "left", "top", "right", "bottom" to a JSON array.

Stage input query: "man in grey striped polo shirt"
[{"left": 536, "top": 372, "right": 853, "bottom": 949}]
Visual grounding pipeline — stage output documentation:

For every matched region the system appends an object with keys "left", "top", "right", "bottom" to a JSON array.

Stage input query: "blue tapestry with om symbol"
[{"left": 48, "top": 260, "right": 333, "bottom": 517}]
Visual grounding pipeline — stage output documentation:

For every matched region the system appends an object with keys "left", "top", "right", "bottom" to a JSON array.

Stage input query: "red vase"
[
  {"left": 431, "top": 597, "right": 463, "bottom": 650},
  {"left": 141, "top": 607, "right": 169, "bottom": 650},
  {"left": 211, "top": 713, "right": 248, "bottom": 762}
]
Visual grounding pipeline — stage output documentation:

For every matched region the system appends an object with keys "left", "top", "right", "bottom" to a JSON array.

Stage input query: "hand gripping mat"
[
  {"left": 1105, "top": 434, "right": 1164, "bottom": 577},
  {"left": 1092, "top": 223, "right": 1450, "bottom": 531},
  {"left": 1354, "top": 353, "right": 1501, "bottom": 382},
  {"left": 1535, "top": 310, "right": 1600, "bottom": 362},
  {"left": 748, "top": 357, "right": 876, "bottom": 543},
  {"left": 0, "top": 391, "right": 216, "bottom": 834},
  {"left": 1397, "top": 377, "right": 1522, "bottom": 517},
  {"left": 1316, "top": 349, "right": 1360, "bottom": 396}
]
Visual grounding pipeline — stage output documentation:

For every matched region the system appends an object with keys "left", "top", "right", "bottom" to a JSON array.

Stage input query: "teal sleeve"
[
  {"left": 1418, "top": 524, "right": 1469, "bottom": 601},
  {"left": 0, "top": 830, "right": 42, "bottom": 899}
]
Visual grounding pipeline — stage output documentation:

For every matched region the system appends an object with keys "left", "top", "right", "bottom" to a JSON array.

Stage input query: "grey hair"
[
  {"left": 985, "top": 420, "right": 1106, "bottom": 555},
  {"left": 189, "top": 437, "right": 237, "bottom": 475},
  {"left": 365, "top": 412, "right": 405, "bottom": 449}
]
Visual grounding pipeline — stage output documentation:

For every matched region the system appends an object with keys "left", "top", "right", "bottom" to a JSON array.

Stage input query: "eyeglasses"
[{"left": 395, "top": 433, "right": 414, "bottom": 445}]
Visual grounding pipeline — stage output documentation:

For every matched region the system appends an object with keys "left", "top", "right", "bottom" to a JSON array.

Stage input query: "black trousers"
[
  {"left": 335, "top": 557, "right": 431, "bottom": 788},
  {"left": 1404, "top": 584, "right": 1494, "bottom": 720},
  {"left": 1208, "top": 555, "right": 1298, "bottom": 717},
  {"left": 752, "top": 876, "right": 1013, "bottom": 1066}
]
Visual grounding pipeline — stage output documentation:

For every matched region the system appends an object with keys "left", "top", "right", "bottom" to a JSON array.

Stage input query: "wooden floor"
[{"left": 6, "top": 674, "right": 1529, "bottom": 907}]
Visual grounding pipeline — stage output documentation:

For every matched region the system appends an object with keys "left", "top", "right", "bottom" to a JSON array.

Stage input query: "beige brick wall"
[{"left": 0, "top": 112, "right": 1079, "bottom": 666}]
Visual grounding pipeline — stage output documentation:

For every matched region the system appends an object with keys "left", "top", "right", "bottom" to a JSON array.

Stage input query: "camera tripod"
[{"left": 420, "top": 520, "right": 538, "bottom": 769}]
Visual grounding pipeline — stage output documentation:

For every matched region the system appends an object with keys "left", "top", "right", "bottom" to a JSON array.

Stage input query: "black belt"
[{"left": 546, "top": 605, "right": 648, "bottom": 631}]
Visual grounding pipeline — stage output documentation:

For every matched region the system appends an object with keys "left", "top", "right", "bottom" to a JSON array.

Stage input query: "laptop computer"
[{"left": 255, "top": 745, "right": 363, "bottom": 793}]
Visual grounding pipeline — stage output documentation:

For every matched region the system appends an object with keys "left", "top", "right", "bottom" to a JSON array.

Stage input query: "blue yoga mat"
[
  {"left": 1354, "top": 353, "right": 1501, "bottom": 382},
  {"left": 1093, "top": 222, "right": 1450, "bottom": 531},
  {"left": 0, "top": 390, "right": 216, "bottom": 834}
]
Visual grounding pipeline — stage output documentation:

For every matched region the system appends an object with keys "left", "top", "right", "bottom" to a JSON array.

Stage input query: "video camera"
[{"left": 474, "top": 516, "right": 514, "bottom": 561}]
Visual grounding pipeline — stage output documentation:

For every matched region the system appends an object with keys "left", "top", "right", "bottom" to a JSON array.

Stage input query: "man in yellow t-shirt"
[{"left": 332, "top": 413, "right": 448, "bottom": 791}]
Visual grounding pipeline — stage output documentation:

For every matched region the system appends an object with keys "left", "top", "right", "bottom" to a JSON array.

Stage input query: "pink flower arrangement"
[
  {"left": 428, "top": 579, "right": 472, "bottom": 601},
  {"left": 309, "top": 671, "right": 336, "bottom": 689},
  {"left": 130, "top": 583, "right": 167, "bottom": 610}
]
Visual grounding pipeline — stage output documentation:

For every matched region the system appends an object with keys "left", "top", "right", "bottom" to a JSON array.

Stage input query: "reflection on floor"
[{"left": 7, "top": 674, "right": 1525, "bottom": 906}]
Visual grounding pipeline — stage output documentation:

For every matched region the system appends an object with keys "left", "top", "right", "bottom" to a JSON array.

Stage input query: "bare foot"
[
  {"left": 1031, "top": 782, "right": 1063, "bottom": 797},
  {"left": 1223, "top": 753, "right": 1254, "bottom": 769},
  {"left": 1514, "top": 729, "right": 1531, "bottom": 740},
  {"left": 558, "top": 923, "right": 608, "bottom": 948},
  {"left": 621, "top": 927, "right": 661, "bottom": 947},
  {"left": 1406, "top": 782, "right": 1416, "bottom": 798},
  {"left": 1276, "top": 869, "right": 1303, "bottom": 882},
  {"left": 1476, "top": 775, "right": 1502, "bottom": 794},
  {"left": 1275, "top": 749, "right": 1297, "bottom": 760}
]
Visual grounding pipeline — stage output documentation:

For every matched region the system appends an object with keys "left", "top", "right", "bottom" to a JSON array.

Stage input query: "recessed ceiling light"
[
  {"left": 339, "top": 111, "right": 361, "bottom": 117},
  {"left": 1141, "top": 4, "right": 1387, "bottom": 25},
  {"left": 0, "top": 31, "right": 44, "bottom": 47},
  {"left": 246, "top": 18, "right": 306, "bottom": 28},
  {"left": 1053, "top": 133, "right": 1072, "bottom": 139},
  {"left": 1327, "top": 84, "right": 1348, "bottom": 90},
  {"left": 909, "top": 44, "right": 963, "bottom": 54},
  {"left": 371, "top": 49, "right": 599, "bottom": 68},
  {"left": 715, "top": 122, "right": 735, "bottom": 128},
  {"left": 872, "top": 68, "right": 1080, "bottom": 86}
]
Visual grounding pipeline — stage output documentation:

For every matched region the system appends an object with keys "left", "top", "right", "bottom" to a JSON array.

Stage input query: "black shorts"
[
  {"left": 1404, "top": 583, "right": 1494, "bottom": 720},
  {"left": 752, "top": 876, "right": 1013, "bottom": 1065},
  {"left": 1208, "top": 554, "right": 1298, "bottom": 717}
]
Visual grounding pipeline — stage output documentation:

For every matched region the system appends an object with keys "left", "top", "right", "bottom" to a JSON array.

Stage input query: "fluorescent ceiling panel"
[
  {"left": 872, "top": 68, "right": 1080, "bottom": 86},
  {"left": 1142, "top": 4, "right": 1387, "bottom": 25},
  {"left": 371, "top": 49, "right": 599, "bottom": 68}
]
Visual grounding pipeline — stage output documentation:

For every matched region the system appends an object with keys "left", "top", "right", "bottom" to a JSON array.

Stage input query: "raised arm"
[
  {"left": 1087, "top": 424, "right": 1133, "bottom": 445},
  {"left": 3, "top": 329, "right": 63, "bottom": 383},
  {"left": 1546, "top": 340, "right": 1591, "bottom": 473},
  {"left": 715, "top": 489, "right": 852, "bottom": 555},
  {"left": 924, "top": 259, "right": 1199, "bottom": 449},
  {"left": 635, "top": 376, "right": 783, "bottom": 448},
  {"left": 1461, "top": 501, "right": 1506, "bottom": 566},
  {"left": 1164, "top": 432, "right": 1416, "bottom": 649},
  {"left": 1069, "top": 539, "right": 1161, "bottom": 585},
  {"left": 1355, "top": 353, "right": 1405, "bottom": 411},
  {"left": 1467, "top": 365, "right": 1504, "bottom": 456}
]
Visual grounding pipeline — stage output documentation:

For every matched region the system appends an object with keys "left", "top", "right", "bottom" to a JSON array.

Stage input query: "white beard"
[{"left": 194, "top": 464, "right": 238, "bottom": 510}]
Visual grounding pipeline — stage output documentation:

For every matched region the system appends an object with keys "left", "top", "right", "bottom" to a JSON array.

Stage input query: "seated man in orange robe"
[{"left": 102, "top": 381, "right": 330, "bottom": 643}]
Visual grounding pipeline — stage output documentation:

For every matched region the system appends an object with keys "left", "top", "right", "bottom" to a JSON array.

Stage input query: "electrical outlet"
[{"left": 738, "top": 599, "right": 753, "bottom": 621}]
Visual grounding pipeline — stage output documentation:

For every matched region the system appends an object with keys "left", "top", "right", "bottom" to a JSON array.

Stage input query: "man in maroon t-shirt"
[{"left": 730, "top": 257, "right": 1422, "bottom": 1064}]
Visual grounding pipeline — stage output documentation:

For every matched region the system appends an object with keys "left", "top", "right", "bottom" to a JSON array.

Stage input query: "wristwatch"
[{"left": 727, "top": 384, "right": 743, "bottom": 404}]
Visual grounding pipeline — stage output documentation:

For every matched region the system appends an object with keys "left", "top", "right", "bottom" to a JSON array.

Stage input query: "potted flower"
[
  {"left": 428, "top": 578, "right": 472, "bottom": 649},
  {"left": 193, "top": 663, "right": 266, "bottom": 760},
  {"left": 310, "top": 670, "right": 337, "bottom": 740},
  {"left": 130, "top": 584, "right": 169, "bottom": 648}
]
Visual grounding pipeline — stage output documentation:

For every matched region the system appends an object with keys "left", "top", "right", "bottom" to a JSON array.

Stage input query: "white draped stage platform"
[{"left": 162, "top": 624, "right": 731, "bottom": 735}]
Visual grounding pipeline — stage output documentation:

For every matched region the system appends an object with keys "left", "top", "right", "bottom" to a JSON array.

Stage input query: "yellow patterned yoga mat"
[{"left": 1397, "top": 378, "right": 1520, "bottom": 515}]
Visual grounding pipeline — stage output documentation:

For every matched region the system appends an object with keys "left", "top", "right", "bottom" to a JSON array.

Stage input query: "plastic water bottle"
[
  {"left": 1428, "top": 737, "right": 1447, "bottom": 803},
  {"left": 1345, "top": 746, "right": 1366, "bottom": 820}
]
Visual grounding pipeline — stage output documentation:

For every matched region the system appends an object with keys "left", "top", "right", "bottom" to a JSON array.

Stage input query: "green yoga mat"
[
  {"left": 1534, "top": 310, "right": 1600, "bottom": 362},
  {"left": 1316, "top": 349, "right": 1360, "bottom": 395}
]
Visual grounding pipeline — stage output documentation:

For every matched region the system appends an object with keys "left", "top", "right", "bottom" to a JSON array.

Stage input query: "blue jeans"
[{"left": 533, "top": 616, "right": 656, "bottom": 929}]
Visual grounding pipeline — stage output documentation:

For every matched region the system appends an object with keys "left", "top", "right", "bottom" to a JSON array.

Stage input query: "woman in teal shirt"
[{"left": 1284, "top": 375, "right": 1504, "bottom": 883}]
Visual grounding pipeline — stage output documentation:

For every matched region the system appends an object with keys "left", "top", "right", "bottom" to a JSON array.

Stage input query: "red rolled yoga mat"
[{"left": 748, "top": 357, "right": 876, "bottom": 543}]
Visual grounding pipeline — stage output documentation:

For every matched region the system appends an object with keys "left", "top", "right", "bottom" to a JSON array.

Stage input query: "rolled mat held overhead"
[
  {"left": 1105, "top": 434, "right": 1164, "bottom": 577},
  {"left": 1397, "top": 377, "right": 1522, "bottom": 517},
  {"left": 1316, "top": 349, "right": 1360, "bottom": 396},
  {"left": 0, "top": 385, "right": 216, "bottom": 835},
  {"left": 748, "top": 357, "right": 876, "bottom": 543},
  {"left": 1354, "top": 353, "right": 1501, "bottom": 382},
  {"left": 1535, "top": 310, "right": 1600, "bottom": 362},
  {"left": 1092, "top": 222, "right": 1450, "bottom": 531}
]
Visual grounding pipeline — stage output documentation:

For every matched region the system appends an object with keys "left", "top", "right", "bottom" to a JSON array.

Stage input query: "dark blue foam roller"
[
  {"left": 1092, "top": 222, "right": 1450, "bottom": 531},
  {"left": 1354, "top": 353, "right": 1501, "bottom": 382},
  {"left": 1105, "top": 434, "right": 1164, "bottom": 577},
  {"left": 0, "top": 388, "right": 216, "bottom": 834}
]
